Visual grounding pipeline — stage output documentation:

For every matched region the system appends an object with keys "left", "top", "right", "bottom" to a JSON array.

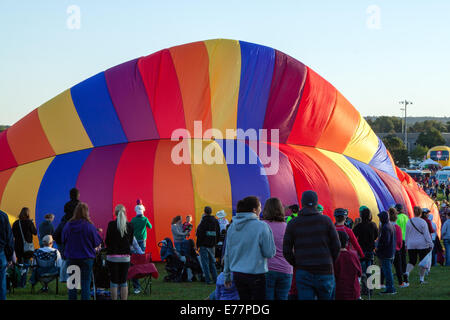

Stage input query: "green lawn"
[{"left": 6, "top": 261, "right": 449, "bottom": 300}]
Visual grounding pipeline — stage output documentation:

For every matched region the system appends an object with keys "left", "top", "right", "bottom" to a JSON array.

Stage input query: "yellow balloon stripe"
[
  {"left": 0, "top": 157, "right": 54, "bottom": 246},
  {"left": 190, "top": 140, "right": 233, "bottom": 223},
  {"left": 318, "top": 148, "right": 380, "bottom": 225},
  {"left": 204, "top": 39, "right": 241, "bottom": 136},
  {"left": 38, "top": 89, "right": 93, "bottom": 155},
  {"left": 343, "top": 114, "right": 379, "bottom": 164}
]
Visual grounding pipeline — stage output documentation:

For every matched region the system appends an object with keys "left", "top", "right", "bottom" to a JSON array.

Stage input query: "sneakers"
[
  {"left": 134, "top": 288, "right": 141, "bottom": 294},
  {"left": 379, "top": 285, "right": 386, "bottom": 289},
  {"left": 419, "top": 280, "right": 428, "bottom": 285},
  {"left": 380, "top": 290, "right": 397, "bottom": 295},
  {"left": 399, "top": 282, "right": 409, "bottom": 288}
]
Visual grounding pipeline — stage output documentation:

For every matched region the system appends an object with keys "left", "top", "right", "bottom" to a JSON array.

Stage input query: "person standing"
[
  {"left": 62, "top": 202, "right": 102, "bottom": 300},
  {"left": 389, "top": 208, "right": 406, "bottom": 288},
  {"left": 0, "top": 209, "right": 14, "bottom": 300},
  {"left": 196, "top": 206, "right": 220, "bottom": 285},
  {"left": 283, "top": 190, "right": 340, "bottom": 300},
  {"left": 404, "top": 206, "right": 433, "bottom": 285},
  {"left": 333, "top": 231, "right": 362, "bottom": 300},
  {"left": 130, "top": 199, "right": 152, "bottom": 294},
  {"left": 353, "top": 206, "right": 378, "bottom": 275},
  {"left": 12, "top": 207, "right": 37, "bottom": 288},
  {"left": 223, "top": 196, "right": 276, "bottom": 300},
  {"left": 262, "top": 198, "right": 293, "bottom": 300},
  {"left": 376, "top": 211, "right": 397, "bottom": 294},
  {"left": 38, "top": 214, "right": 55, "bottom": 247},
  {"left": 105, "top": 205, "right": 134, "bottom": 300},
  {"left": 54, "top": 187, "right": 80, "bottom": 283},
  {"left": 334, "top": 208, "right": 364, "bottom": 259},
  {"left": 441, "top": 211, "right": 450, "bottom": 266},
  {"left": 394, "top": 203, "right": 409, "bottom": 286},
  {"left": 285, "top": 204, "right": 299, "bottom": 224},
  {"left": 171, "top": 216, "right": 188, "bottom": 253}
]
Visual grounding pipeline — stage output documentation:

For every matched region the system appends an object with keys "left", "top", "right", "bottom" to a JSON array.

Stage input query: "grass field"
[{"left": 6, "top": 261, "right": 449, "bottom": 301}]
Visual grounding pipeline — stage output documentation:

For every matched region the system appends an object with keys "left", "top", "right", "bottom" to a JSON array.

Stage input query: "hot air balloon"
[{"left": 0, "top": 39, "right": 440, "bottom": 260}]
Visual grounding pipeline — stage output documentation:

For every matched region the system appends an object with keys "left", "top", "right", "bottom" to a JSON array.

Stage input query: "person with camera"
[{"left": 11, "top": 207, "right": 37, "bottom": 288}]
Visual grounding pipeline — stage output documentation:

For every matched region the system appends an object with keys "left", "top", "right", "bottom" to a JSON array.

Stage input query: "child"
[
  {"left": 135, "top": 199, "right": 145, "bottom": 216},
  {"left": 334, "top": 231, "right": 362, "bottom": 300},
  {"left": 182, "top": 215, "right": 193, "bottom": 238},
  {"left": 216, "top": 210, "right": 229, "bottom": 232},
  {"left": 205, "top": 272, "right": 239, "bottom": 300},
  {"left": 334, "top": 208, "right": 364, "bottom": 259}
]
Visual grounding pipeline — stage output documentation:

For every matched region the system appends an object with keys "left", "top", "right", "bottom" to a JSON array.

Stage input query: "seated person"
[{"left": 30, "top": 235, "right": 62, "bottom": 292}]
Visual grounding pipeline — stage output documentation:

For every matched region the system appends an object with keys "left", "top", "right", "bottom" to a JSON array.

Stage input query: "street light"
[{"left": 399, "top": 100, "right": 413, "bottom": 150}]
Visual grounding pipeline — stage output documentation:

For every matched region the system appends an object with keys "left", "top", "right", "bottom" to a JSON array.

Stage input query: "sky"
[{"left": 1, "top": 0, "right": 450, "bottom": 126}]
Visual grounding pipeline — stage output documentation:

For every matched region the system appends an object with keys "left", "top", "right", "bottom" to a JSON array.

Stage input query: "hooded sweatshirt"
[
  {"left": 62, "top": 220, "right": 102, "bottom": 260},
  {"left": 376, "top": 212, "right": 396, "bottom": 259},
  {"left": 223, "top": 212, "right": 276, "bottom": 283}
]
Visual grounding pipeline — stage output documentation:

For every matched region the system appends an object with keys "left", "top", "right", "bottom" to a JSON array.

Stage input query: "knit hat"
[
  {"left": 216, "top": 210, "right": 227, "bottom": 219},
  {"left": 301, "top": 190, "right": 318, "bottom": 208},
  {"left": 317, "top": 204, "right": 324, "bottom": 213},
  {"left": 137, "top": 198, "right": 143, "bottom": 205},
  {"left": 359, "top": 205, "right": 369, "bottom": 213}
]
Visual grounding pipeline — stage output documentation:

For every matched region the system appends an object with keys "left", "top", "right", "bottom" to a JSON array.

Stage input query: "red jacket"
[
  {"left": 394, "top": 224, "right": 403, "bottom": 251},
  {"left": 335, "top": 225, "right": 364, "bottom": 258},
  {"left": 334, "top": 250, "right": 362, "bottom": 300}
]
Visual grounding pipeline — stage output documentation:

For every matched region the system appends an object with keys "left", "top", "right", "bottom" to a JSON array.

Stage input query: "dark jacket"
[
  {"left": 376, "top": 212, "right": 396, "bottom": 259},
  {"left": 283, "top": 207, "right": 341, "bottom": 275},
  {"left": 353, "top": 220, "right": 379, "bottom": 253},
  {"left": 0, "top": 210, "right": 14, "bottom": 261},
  {"left": 105, "top": 221, "right": 134, "bottom": 255},
  {"left": 38, "top": 220, "right": 54, "bottom": 242},
  {"left": 53, "top": 199, "right": 79, "bottom": 256},
  {"left": 62, "top": 220, "right": 102, "bottom": 260},
  {"left": 12, "top": 219, "right": 37, "bottom": 260},
  {"left": 196, "top": 215, "right": 220, "bottom": 248}
]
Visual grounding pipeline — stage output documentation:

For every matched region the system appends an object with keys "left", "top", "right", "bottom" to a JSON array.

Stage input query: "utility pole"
[{"left": 399, "top": 100, "right": 413, "bottom": 151}]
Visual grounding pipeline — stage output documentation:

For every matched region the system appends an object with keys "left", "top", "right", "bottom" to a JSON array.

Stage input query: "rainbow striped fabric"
[{"left": 0, "top": 39, "right": 438, "bottom": 260}]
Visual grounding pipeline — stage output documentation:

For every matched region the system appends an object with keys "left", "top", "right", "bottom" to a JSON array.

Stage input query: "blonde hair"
[{"left": 115, "top": 204, "right": 128, "bottom": 238}]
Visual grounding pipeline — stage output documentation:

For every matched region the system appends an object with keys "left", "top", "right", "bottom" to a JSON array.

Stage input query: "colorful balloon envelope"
[{"left": 0, "top": 39, "right": 440, "bottom": 260}]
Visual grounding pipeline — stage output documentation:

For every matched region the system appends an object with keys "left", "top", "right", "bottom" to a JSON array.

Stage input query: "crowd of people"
[
  {"left": 1, "top": 186, "right": 450, "bottom": 301},
  {"left": 0, "top": 188, "right": 153, "bottom": 300}
]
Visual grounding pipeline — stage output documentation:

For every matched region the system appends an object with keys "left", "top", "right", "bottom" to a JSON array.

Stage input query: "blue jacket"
[
  {"left": 376, "top": 211, "right": 396, "bottom": 259},
  {"left": 0, "top": 210, "right": 14, "bottom": 261},
  {"left": 214, "top": 272, "right": 239, "bottom": 300},
  {"left": 223, "top": 212, "right": 276, "bottom": 283}
]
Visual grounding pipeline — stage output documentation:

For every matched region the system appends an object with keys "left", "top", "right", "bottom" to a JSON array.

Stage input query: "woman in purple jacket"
[
  {"left": 262, "top": 198, "right": 293, "bottom": 300},
  {"left": 62, "top": 202, "right": 102, "bottom": 300}
]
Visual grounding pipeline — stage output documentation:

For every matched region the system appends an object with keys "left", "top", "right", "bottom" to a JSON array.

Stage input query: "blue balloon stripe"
[{"left": 71, "top": 72, "right": 128, "bottom": 147}]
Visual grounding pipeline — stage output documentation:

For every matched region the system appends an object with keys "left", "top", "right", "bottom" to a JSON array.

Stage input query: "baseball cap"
[{"left": 334, "top": 208, "right": 348, "bottom": 217}]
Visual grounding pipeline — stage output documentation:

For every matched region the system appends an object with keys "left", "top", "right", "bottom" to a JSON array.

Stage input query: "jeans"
[
  {"left": 17, "top": 257, "right": 31, "bottom": 288},
  {"left": 133, "top": 240, "right": 146, "bottom": 290},
  {"left": 233, "top": 272, "right": 266, "bottom": 300},
  {"left": 296, "top": 269, "right": 335, "bottom": 300},
  {"left": 0, "top": 250, "right": 7, "bottom": 300},
  {"left": 67, "top": 258, "right": 94, "bottom": 300},
  {"left": 444, "top": 240, "right": 450, "bottom": 267},
  {"left": 174, "top": 241, "right": 182, "bottom": 253},
  {"left": 265, "top": 271, "right": 292, "bottom": 300},
  {"left": 60, "top": 259, "right": 69, "bottom": 282},
  {"left": 381, "top": 258, "right": 395, "bottom": 292},
  {"left": 199, "top": 247, "right": 217, "bottom": 284}
]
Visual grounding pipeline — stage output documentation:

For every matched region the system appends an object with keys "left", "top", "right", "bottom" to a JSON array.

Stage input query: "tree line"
[{"left": 365, "top": 117, "right": 449, "bottom": 168}]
